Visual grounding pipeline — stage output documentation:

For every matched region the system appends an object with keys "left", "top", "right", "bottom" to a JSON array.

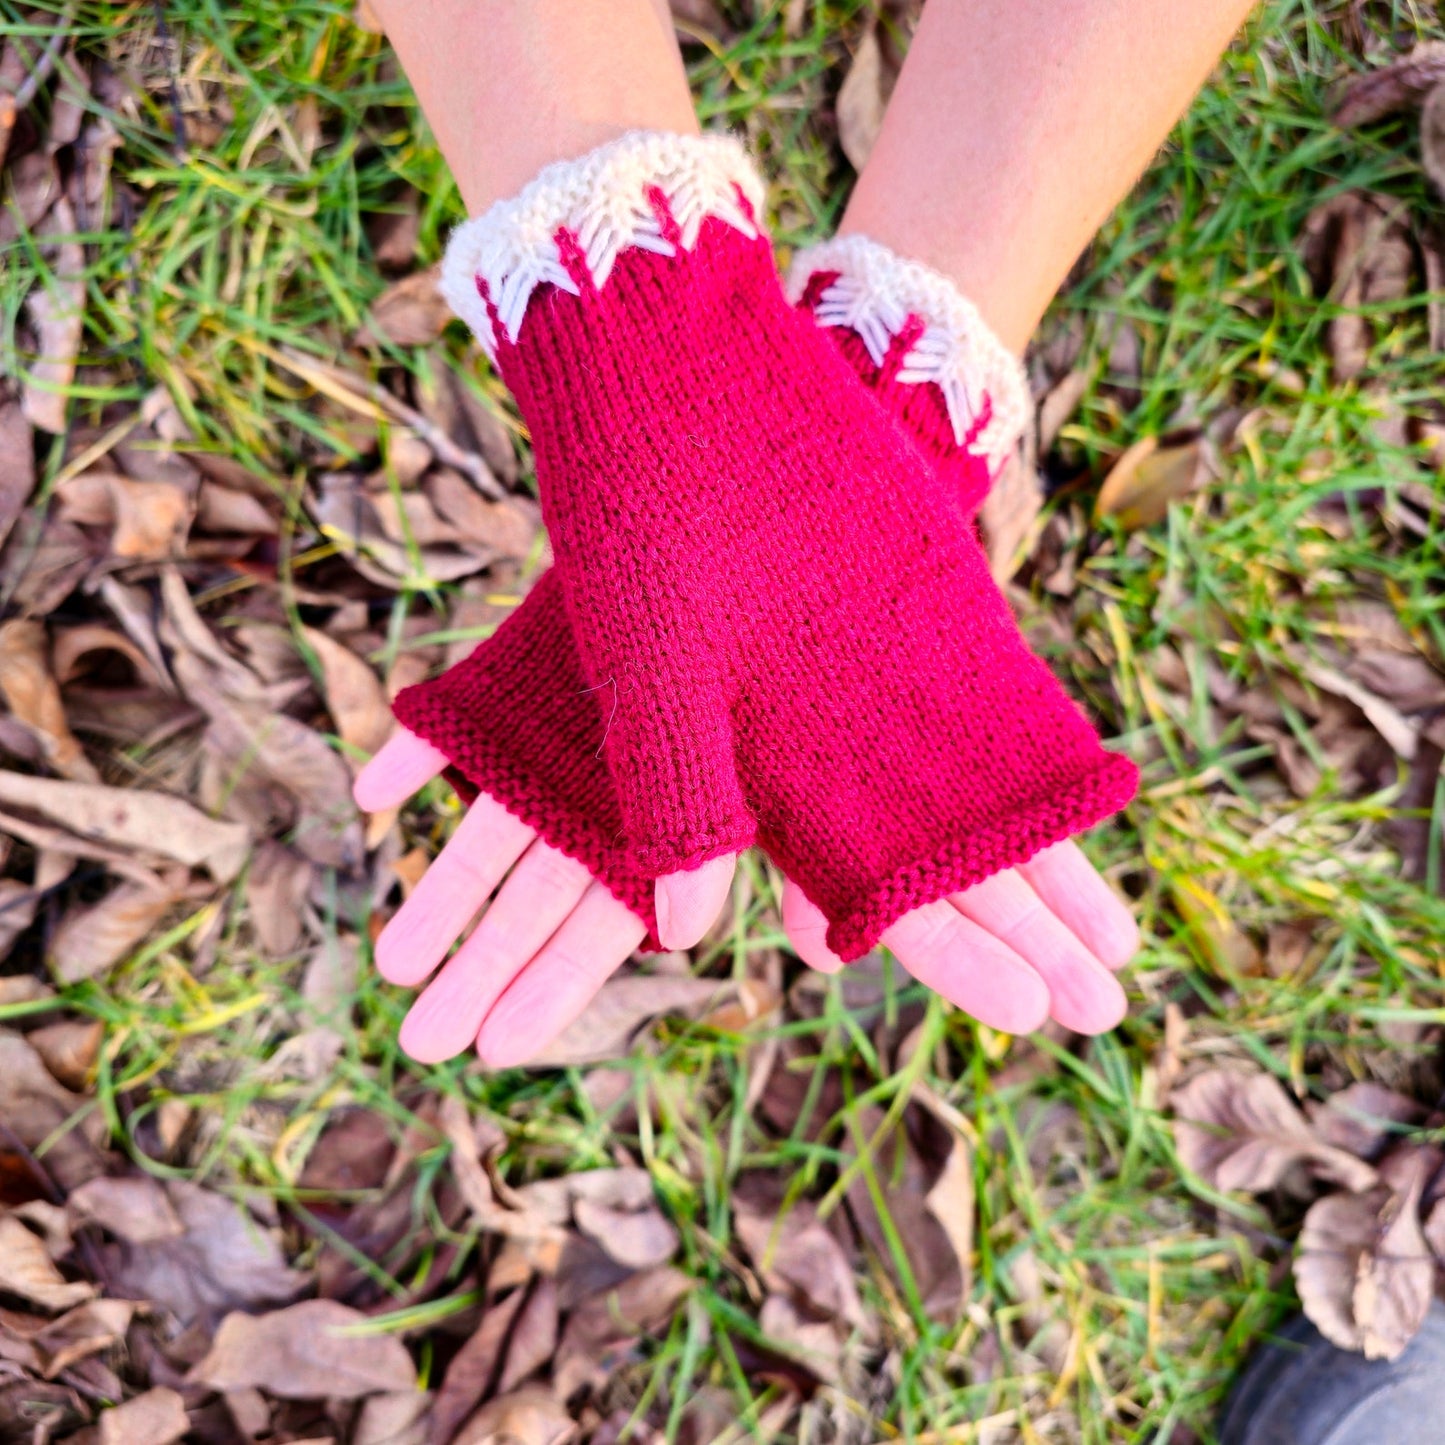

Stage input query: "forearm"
[
  {"left": 368, "top": 0, "right": 697, "bottom": 213},
  {"left": 842, "top": 0, "right": 1256, "bottom": 351}
]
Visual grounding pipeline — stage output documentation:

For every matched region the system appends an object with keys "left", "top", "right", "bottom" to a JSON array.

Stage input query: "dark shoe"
[{"left": 1217, "top": 1301, "right": 1445, "bottom": 1444}]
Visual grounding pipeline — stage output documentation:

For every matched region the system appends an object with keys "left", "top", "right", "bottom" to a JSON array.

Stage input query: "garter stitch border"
[
  {"left": 440, "top": 131, "right": 765, "bottom": 359},
  {"left": 786, "top": 234, "right": 1031, "bottom": 477}
]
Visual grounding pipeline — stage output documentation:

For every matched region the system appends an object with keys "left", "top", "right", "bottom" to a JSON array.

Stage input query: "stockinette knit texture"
[{"left": 395, "top": 132, "right": 1138, "bottom": 961}]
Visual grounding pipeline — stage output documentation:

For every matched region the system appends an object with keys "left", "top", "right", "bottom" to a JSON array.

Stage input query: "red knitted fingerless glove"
[{"left": 395, "top": 133, "right": 1136, "bottom": 961}]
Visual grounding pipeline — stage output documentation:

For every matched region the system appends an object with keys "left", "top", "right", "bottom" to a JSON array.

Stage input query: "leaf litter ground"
[{"left": 1, "top": 1, "right": 1445, "bottom": 1442}]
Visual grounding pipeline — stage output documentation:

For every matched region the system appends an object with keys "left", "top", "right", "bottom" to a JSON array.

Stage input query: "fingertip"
[
  {"left": 781, "top": 878, "right": 845, "bottom": 973},
  {"left": 654, "top": 853, "right": 736, "bottom": 950},
  {"left": 353, "top": 730, "right": 449, "bottom": 811}
]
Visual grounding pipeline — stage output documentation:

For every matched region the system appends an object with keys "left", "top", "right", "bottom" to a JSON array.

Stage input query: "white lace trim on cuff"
[
  {"left": 787, "top": 234, "right": 1030, "bottom": 475},
  {"left": 441, "top": 131, "right": 765, "bottom": 359}
]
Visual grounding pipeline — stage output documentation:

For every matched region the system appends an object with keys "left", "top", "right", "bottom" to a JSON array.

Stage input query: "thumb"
[
  {"left": 654, "top": 853, "right": 737, "bottom": 950},
  {"left": 353, "top": 728, "right": 450, "bottom": 811}
]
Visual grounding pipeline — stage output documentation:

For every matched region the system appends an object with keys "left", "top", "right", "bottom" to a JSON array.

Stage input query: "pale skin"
[{"left": 358, "top": 0, "right": 1256, "bottom": 1067}]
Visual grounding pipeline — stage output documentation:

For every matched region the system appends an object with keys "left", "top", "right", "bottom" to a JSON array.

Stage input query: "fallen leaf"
[
  {"left": 1171, "top": 1067, "right": 1378, "bottom": 1193},
  {"left": 836, "top": 23, "right": 889, "bottom": 172},
  {"left": 428, "top": 1287, "right": 529, "bottom": 1445},
  {"left": 526, "top": 973, "right": 734, "bottom": 1067},
  {"left": 95, "top": 1178, "right": 306, "bottom": 1329},
  {"left": 17, "top": 1298, "right": 137, "bottom": 1379},
  {"left": 26, "top": 1018, "right": 104, "bottom": 1090},
  {"left": 0, "top": 400, "right": 35, "bottom": 549},
  {"left": 1294, "top": 1146, "right": 1437, "bottom": 1360},
  {"left": 733, "top": 1176, "right": 867, "bottom": 1332},
  {"left": 244, "top": 840, "right": 312, "bottom": 957},
  {"left": 1308, "top": 1082, "right": 1426, "bottom": 1162},
  {"left": 0, "top": 771, "right": 251, "bottom": 882},
  {"left": 573, "top": 1195, "right": 679, "bottom": 1271},
  {"left": 978, "top": 452, "right": 1044, "bottom": 581},
  {"left": 68, "top": 1175, "right": 184, "bottom": 1246},
  {"left": 73, "top": 1388, "right": 189, "bottom": 1445},
  {"left": 496, "top": 1277, "right": 558, "bottom": 1395},
  {"left": 1095, "top": 434, "right": 1212, "bottom": 529},
  {"left": 439, "top": 1096, "right": 566, "bottom": 1247},
  {"left": 1332, "top": 40, "right": 1445, "bottom": 127},
  {"left": 50, "top": 875, "right": 187, "bottom": 983},
  {"left": 1422, "top": 81, "right": 1445, "bottom": 200},
  {"left": 0, "top": 1028, "right": 105, "bottom": 1191},
  {"left": 55, "top": 472, "right": 194, "bottom": 560},
  {"left": 1300, "top": 192, "right": 1415, "bottom": 383},
  {"left": 360, "top": 265, "right": 451, "bottom": 347},
  {"left": 452, "top": 1385, "right": 574, "bottom": 1445},
  {"left": 0, "top": 619, "right": 98, "bottom": 780},
  {"left": 758, "top": 1293, "right": 842, "bottom": 1386},
  {"left": 189, "top": 1298, "right": 417, "bottom": 1399},
  {"left": 302, "top": 626, "right": 392, "bottom": 758},
  {"left": 553, "top": 1267, "right": 693, "bottom": 1401},
  {"left": 0, "top": 1213, "right": 94, "bottom": 1311},
  {"left": 354, "top": 1389, "right": 430, "bottom": 1445},
  {"left": 22, "top": 199, "right": 85, "bottom": 434}
]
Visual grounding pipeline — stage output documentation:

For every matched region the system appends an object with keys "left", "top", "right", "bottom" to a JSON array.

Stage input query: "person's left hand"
[{"left": 357, "top": 729, "right": 1139, "bottom": 1067}]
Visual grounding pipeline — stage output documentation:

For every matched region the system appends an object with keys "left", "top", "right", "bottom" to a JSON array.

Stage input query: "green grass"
[{"left": 4, "top": 0, "right": 1445, "bottom": 1440}]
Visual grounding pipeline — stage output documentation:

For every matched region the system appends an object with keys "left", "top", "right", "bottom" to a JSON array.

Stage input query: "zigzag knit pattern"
[{"left": 395, "top": 133, "right": 1137, "bottom": 963}]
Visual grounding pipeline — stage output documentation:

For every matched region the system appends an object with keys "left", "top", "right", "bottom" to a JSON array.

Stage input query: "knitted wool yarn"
[{"left": 395, "top": 132, "right": 1137, "bottom": 961}]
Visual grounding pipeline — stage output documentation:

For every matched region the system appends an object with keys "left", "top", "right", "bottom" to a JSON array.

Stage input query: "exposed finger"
[
  {"left": 474, "top": 882, "right": 647, "bottom": 1068},
  {"left": 398, "top": 840, "right": 595, "bottom": 1063},
  {"left": 655, "top": 853, "right": 737, "bottom": 950},
  {"left": 781, "top": 878, "right": 845, "bottom": 973},
  {"left": 354, "top": 728, "right": 449, "bottom": 811},
  {"left": 951, "top": 870, "right": 1127, "bottom": 1035},
  {"left": 882, "top": 899, "right": 1050, "bottom": 1035},
  {"left": 373, "top": 793, "right": 536, "bottom": 987},
  {"left": 1018, "top": 841, "right": 1141, "bottom": 971}
]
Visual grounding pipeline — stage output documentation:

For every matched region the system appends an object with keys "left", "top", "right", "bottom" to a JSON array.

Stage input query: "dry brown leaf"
[
  {"left": 361, "top": 265, "right": 451, "bottom": 347},
  {"left": 17, "top": 1298, "right": 137, "bottom": 1380},
  {"left": 669, "top": 0, "right": 729, "bottom": 38},
  {"left": 0, "top": 618, "right": 98, "bottom": 780},
  {"left": 76, "top": 1388, "right": 189, "bottom": 1445},
  {"left": 0, "top": 400, "right": 35, "bottom": 550},
  {"left": 302, "top": 626, "right": 393, "bottom": 758},
  {"left": 758, "top": 1293, "right": 842, "bottom": 1386},
  {"left": 1294, "top": 1147, "right": 1438, "bottom": 1361},
  {"left": 0, "top": 512, "right": 97, "bottom": 618},
  {"left": 1332, "top": 40, "right": 1445, "bottom": 128},
  {"left": 245, "top": 840, "right": 312, "bottom": 957},
  {"left": 836, "top": 7, "right": 916, "bottom": 172},
  {"left": 978, "top": 452, "right": 1045, "bottom": 582},
  {"left": 55, "top": 472, "right": 194, "bottom": 560},
  {"left": 22, "top": 200, "right": 85, "bottom": 434},
  {"left": 573, "top": 1195, "right": 679, "bottom": 1271},
  {"left": 94, "top": 1178, "right": 306, "bottom": 1329},
  {"left": 354, "top": 1390, "right": 430, "bottom": 1445},
  {"left": 915, "top": 1084, "right": 976, "bottom": 1306},
  {"left": 1095, "top": 435, "right": 1212, "bottom": 530},
  {"left": 1300, "top": 192, "right": 1415, "bottom": 383},
  {"left": 52, "top": 623, "right": 164, "bottom": 691},
  {"left": 194, "top": 479, "right": 277, "bottom": 536},
  {"left": 553, "top": 1267, "right": 693, "bottom": 1401},
  {"left": 0, "top": 1028, "right": 105, "bottom": 1191},
  {"left": 496, "top": 1277, "right": 558, "bottom": 1396},
  {"left": 425, "top": 470, "right": 541, "bottom": 559},
  {"left": 26, "top": 1018, "right": 104, "bottom": 1090},
  {"left": 836, "top": 23, "right": 888, "bottom": 172},
  {"left": 428, "top": 1287, "right": 529, "bottom": 1445},
  {"left": 1308, "top": 1082, "right": 1426, "bottom": 1162},
  {"left": 452, "top": 1384, "right": 575, "bottom": 1445},
  {"left": 68, "top": 1175, "right": 184, "bottom": 1246},
  {"left": 1171, "top": 1067, "right": 1378, "bottom": 1193},
  {"left": 526, "top": 973, "right": 733, "bottom": 1067},
  {"left": 1421, "top": 82, "right": 1445, "bottom": 200},
  {"left": 0, "top": 770, "right": 250, "bottom": 882},
  {"left": 190, "top": 1298, "right": 417, "bottom": 1399},
  {"left": 733, "top": 1177, "right": 867, "bottom": 1332},
  {"left": 50, "top": 875, "right": 187, "bottom": 983},
  {"left": 0, "top": 1213, "right": 95, "bottom": 1312}
]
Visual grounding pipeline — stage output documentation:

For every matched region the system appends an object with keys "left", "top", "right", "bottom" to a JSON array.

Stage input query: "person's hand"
[{"left": 357, "top": 728, "right": 1140, "bottom": 1067}]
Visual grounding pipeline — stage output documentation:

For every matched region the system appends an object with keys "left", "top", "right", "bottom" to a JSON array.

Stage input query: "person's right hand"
[{"left": 357, "top": 729, "right": 1139, "bottom": 1068}]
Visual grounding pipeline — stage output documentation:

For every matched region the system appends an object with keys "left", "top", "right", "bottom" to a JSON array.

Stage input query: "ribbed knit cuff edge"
[
  {"left": 391, "top": 686, "right": 665, "bottom": 952},
  {"left": 786, "top": 233, "right": 1031, "bottom": 479},
  {"left": 822, "top": 749, "right": 1140, "bottom": 967},
  {"left": 441, "top": 130, "right": 767, "bottom": 361}
]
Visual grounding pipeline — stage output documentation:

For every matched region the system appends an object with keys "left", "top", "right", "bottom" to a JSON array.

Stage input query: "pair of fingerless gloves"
[{"left": 392, "top": 132, "right": 1137, "bottom": 961}]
